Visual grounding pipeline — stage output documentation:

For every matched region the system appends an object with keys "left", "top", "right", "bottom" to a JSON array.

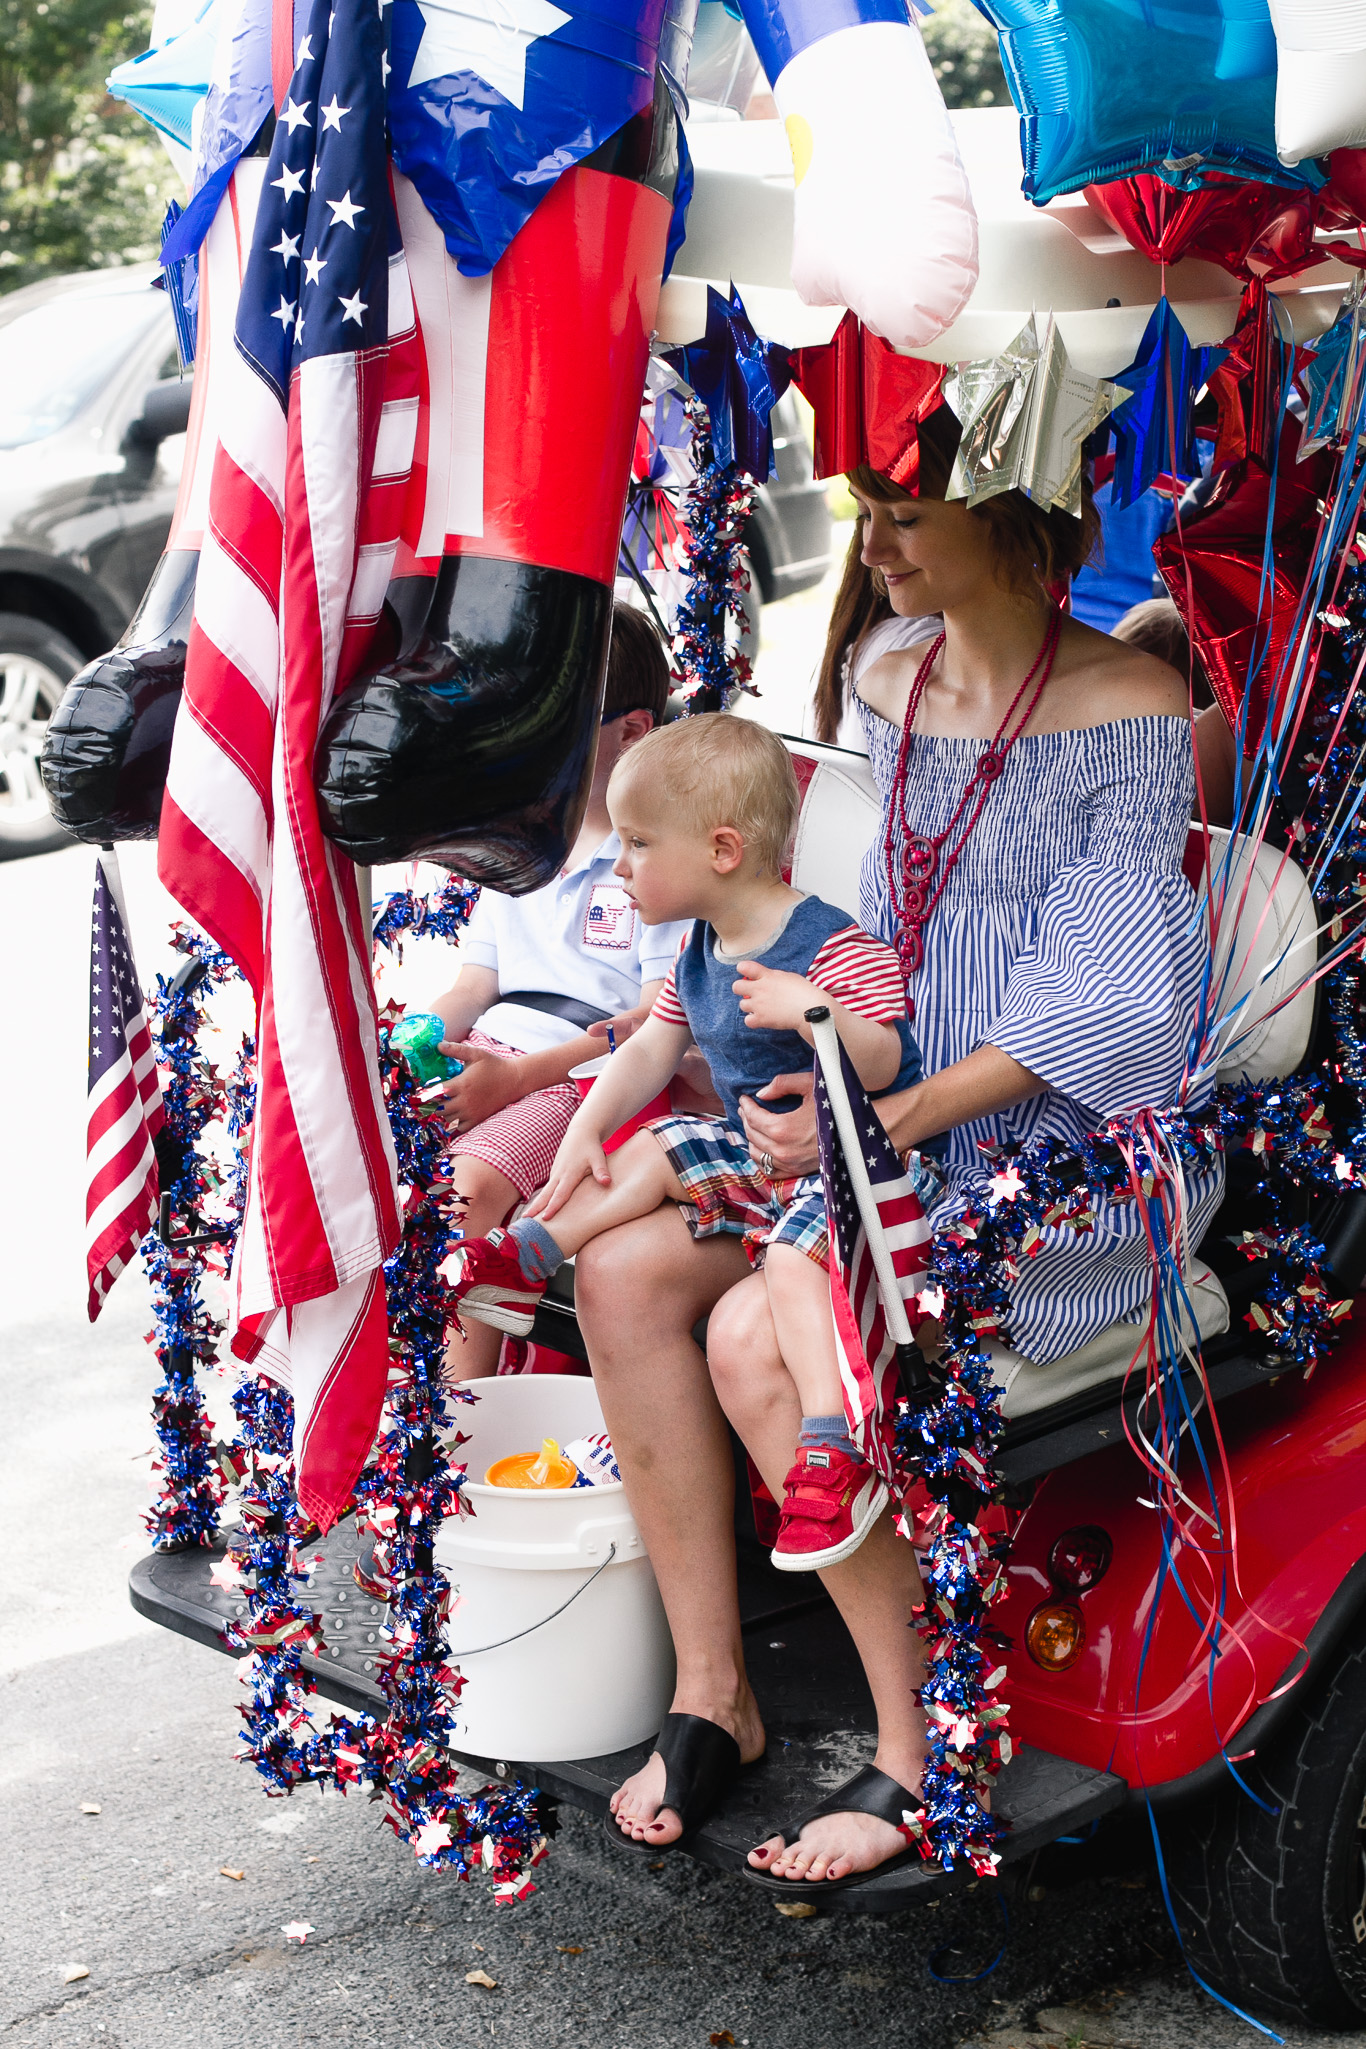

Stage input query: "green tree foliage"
[
  {"left": 0, "top": 0, "right": 178, "bottom": 294},
  {"left": 922, "top": 0, "right": 1011, "bottom": 108}
]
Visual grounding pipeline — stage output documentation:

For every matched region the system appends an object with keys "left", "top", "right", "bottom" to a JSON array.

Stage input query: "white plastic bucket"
[{"left": 433, "top": 1377, "right": 676, "bottom": 1761}]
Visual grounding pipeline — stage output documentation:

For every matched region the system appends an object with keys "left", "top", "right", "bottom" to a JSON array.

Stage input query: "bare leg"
[
  {"left": 575, "top": 1208, "right": 764, "bottom": 1845},
  {"left": 762, "top": 1243, "right": 846, "bottom": 1419},
  {"left": 708, "top": 1273, "right": 929, "bottom": 1884},
  {"left": 444, "top": 1156, "right": 520, "bottom": 1381},
  {"left": 530, "top": 1130, "right": 686, "bottom": 1259}
]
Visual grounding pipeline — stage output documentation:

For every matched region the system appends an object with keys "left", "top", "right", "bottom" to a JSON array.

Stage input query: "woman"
[{"left": 578, "top": 406, "right": 1222, "bottom": 1889}]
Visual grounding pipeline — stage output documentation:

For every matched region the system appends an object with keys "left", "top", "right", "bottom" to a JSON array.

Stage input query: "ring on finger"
[{"left": 759, "top": 1149, "right": 774, "bottom": 1177}]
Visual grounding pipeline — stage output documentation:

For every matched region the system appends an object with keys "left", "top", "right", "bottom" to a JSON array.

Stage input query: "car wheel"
[
  {"left": 0, "top": 612, "right": 81, "bottom": 859},
  {"left": 1165, "top": 1633, "right": 1366, "bottom": 2029}
]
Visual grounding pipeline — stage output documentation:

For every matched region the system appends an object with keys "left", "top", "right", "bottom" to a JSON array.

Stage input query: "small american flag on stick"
[
  {"left": 87, "top": 847, "right": 163, "bottom": 1319},
  {"left": 809, "top": 1005, "right": 934, "bottom": 1484}
]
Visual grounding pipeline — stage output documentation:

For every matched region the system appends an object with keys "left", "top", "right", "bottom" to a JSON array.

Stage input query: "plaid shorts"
[{"left": 643, "top": 1114, "right": 829, "bottom": 1270}]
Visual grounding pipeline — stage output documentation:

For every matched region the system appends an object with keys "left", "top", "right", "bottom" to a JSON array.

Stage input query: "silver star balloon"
[{"left": 943, "top": 314, "right": 1128, "bottom": 519}]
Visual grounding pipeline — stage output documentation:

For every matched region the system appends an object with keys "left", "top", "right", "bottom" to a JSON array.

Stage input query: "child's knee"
[
  {"left": 450, "top": 1156, "right": 519, "bottom": 1227},
  {"left": 764, "top": 1241, "right": 823, "bottom": 1291}
]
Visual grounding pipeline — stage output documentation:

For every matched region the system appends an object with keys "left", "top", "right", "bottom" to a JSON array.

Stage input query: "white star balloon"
[{"left": 408, "top": 0, "right": 570, "bottom": 110}]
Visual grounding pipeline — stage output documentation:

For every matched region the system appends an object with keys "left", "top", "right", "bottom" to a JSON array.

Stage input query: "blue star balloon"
[
  {"left": 1300, "top": 285, "right": 1366, "bottom": 461},
  {"left": 663, "top": 284, "right": 791, "bottom": 480},
  {"left": 1108, "top": 297, "right": 1227, "bottom": 508},
  {"left": 972, "top": 0, "right": 1324, "bottom": 204}
]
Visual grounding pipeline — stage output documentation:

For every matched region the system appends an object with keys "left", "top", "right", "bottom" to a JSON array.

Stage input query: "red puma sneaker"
[
  {"left": 771, "top": 1445, "right": 888, "bottom": 1573},
  {"left": 438, "top": 1227, "right": 545, "bottom": 1337}
]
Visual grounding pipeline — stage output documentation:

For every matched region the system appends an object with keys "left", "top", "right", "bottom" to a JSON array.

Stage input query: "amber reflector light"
[
  {"left": 1048, "top": 1524, "right": 1114, "bottom": 1594},
  {"left": 1025, "top": 1600, "right": 1085, "bottom": 1672}
]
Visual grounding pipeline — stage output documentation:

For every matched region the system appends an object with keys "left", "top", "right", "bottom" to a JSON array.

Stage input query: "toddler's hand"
[
  {"left": 438, "top": 1040, "right": 523, "bottom": 1130},
  {"left": 733, "top": 960, "right": 821, "bottom": 1034},
  {"left": 527, "top": 1125, "right": 612, "bottom": 1220}
]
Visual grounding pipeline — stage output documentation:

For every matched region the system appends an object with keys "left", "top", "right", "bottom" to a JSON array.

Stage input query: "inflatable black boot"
[
  {"left": 40, "top": 547, "right": 197, "bottom": 842},
  {"left": 315, "top": 78, "right": 680, "bottom": 895}
]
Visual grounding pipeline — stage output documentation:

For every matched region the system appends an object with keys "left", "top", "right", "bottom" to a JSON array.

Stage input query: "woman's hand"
[
  {"left": 526, "top": 1124, "right": 612, "bottom": 1220},
  {"left": 737, "top": 1072, "right": 820, "bottom": 1177},
  {"left": 733, "top": 961, "right": 822, "bottom": 1034},
  {"left": 438, "top": 1041, "right": 525, "bottom": 1131}
]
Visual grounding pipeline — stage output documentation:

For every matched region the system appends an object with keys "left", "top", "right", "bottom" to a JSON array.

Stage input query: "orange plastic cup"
[{"left": 485, "top": 1436, "right": 580, "bottom": 1489}]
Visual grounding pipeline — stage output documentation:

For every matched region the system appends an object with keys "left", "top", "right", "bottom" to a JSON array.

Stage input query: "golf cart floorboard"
[{"left": 129, "top": 1517, "right": 1124, "bottom": 1913}]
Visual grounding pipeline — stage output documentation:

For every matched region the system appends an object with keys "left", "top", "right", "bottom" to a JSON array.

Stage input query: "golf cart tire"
[
  {"left": 1166, "top": 1633, "right": 1366, "bottom": 2029},
  {"left": 0, "top": 612, "right": 79, "bottom": 858}
]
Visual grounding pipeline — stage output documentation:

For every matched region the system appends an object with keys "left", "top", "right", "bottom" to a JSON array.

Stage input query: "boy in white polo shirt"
[{"left": 431, "top": 606, "right": 690, "bottom": 1377}]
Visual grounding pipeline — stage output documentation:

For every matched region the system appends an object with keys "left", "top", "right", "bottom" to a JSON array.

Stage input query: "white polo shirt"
[{"left": 461, "top": 833, "right": 691, "bottom": 1056}]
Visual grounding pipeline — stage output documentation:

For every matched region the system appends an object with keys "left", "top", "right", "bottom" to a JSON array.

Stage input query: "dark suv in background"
[
  {"left": 0, "top": 264, "right": 191, "bottom": 856},
  {"left": 0, "top": 265, "right": 831, "bottom": 858}
]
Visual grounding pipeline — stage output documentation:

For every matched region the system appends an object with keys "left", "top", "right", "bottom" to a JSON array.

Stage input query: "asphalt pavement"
[{"left": 5, "top": 649, "right": 1366, "bottom": 2045}]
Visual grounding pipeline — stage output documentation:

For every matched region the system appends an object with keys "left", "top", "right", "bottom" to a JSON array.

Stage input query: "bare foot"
[
  {"left": 608, "top": 1686, "right": 766, "bottom": 1847},
  {"left": 748, "top": 1806, "right": 908, "bottom": 1883},
  {"left": 747, "top": 1737, "right": 928, "bottom": 1885},
  {"left": 747, "top": 1732, "right": 994, "bottom": 1883}
]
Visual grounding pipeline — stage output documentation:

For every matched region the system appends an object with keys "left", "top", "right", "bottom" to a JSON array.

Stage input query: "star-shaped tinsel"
[
  {"left": 1300, "top": 277, "right": 1366, "bottom": 462},
  {"left": 943, "top": 314, "right": 1127, "bottom": 519},
  {"left": 663, "top": 284, "right": 790, "bottom": 482},
  {"left": 1106, "top": 298, "right": 1227, "bottom": 511},
  {"left": 787, "top": 309, "right": 946, "bottom": 487}
]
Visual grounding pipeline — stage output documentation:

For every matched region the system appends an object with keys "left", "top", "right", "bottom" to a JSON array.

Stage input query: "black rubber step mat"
[{"left": 129, "top": 1514, "right": 1124, "bottom": 1913}]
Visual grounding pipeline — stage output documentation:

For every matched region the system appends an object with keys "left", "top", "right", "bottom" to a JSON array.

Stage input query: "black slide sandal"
[
  {"left": 604, "top": 1713, "right": 744, "bottom": 1855},
  {"left": 742, "top": 1763, "right": 924, "bottom": 1899}
]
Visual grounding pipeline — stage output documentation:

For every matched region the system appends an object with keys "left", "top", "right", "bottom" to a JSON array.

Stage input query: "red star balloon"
[
  {"left": 1087, "top": 172, "right": 1321, "bottom": 282},
  {"left": 788, "top": 311, "right": 946, "bottom": 487},
  {"left": 1153, "top": 416, "right": 1332, "bottom": 752}
]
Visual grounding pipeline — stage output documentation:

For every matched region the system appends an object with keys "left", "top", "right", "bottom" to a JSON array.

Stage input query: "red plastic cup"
[{"left": 569, "top": 1053, "right": 671, "bottom": 1156}]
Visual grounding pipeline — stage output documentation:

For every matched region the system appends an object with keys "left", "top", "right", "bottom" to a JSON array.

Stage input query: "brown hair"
[
  {"left": 608, "top": 712, "right": 801, "bottom": 877},
  {"left": 812, "top": 405, "right": 1102, "bottom": 743},
  {"left": 604, "top": 601, "right": 671, "bottom": 724},
  {"left": 1112, "top": 596, "right": 1210, "bottom": 707}
]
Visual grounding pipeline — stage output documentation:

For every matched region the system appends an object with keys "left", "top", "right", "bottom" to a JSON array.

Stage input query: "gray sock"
[
  {"left": 799, "top": 1412, "right": 861, "bottom": 1461},
  {"left": 505, "top": 1216, "right": 566, "bottom": 1285}
]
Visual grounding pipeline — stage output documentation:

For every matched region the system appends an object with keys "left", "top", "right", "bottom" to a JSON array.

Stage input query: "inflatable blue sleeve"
[{"left": 736, "top": 0, "right": 911, "bottom": 85}]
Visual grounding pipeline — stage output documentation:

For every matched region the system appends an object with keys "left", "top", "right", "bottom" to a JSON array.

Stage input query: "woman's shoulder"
[
  {"left": 1042, "top": 618, "right": 1190, "bottom": 729},
  {"left": 851, "top": 614, "right": 942, "bottom": 722}
]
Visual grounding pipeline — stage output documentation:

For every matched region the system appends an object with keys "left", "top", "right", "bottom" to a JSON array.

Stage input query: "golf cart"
[{"left": 132, "top": 728, "right": 1366, "bottom": 2033}]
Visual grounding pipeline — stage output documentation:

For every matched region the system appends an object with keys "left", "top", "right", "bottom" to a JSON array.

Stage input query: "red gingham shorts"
[{"left": 445, "top": 1029, "right": 581, "bottom": 1200}]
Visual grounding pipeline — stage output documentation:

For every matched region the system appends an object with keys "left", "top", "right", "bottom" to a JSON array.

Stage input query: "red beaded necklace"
[{"left": 883, "top": 608, "right": 1063, "bottom": 977}]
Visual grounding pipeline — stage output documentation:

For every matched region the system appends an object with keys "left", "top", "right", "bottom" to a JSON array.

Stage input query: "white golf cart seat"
[{"left": 783, "top": 738, "right": 1318, "bottom": 1421}]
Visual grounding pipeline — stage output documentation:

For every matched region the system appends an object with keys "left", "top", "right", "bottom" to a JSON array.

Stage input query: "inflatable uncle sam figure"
[
  {"left": 50, "top": 0, "right": 978, "bottom": 888},
  {"left": 41, "top": 0, "right": 978, "bottom": 1530}
]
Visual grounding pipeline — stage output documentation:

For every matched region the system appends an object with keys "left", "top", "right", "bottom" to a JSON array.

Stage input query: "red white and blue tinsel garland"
[
  {"left": 671, "top": 394, "right": 760, "bottom": 714},
  {"left": 141, "top": 875, "right": 548, "bottom": 1893},
  {"left": 141, "top": 927, "right": 250, "bottom": 1550}
]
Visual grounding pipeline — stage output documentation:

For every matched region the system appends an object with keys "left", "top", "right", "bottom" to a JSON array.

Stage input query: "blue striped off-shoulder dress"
[{"left": 856, "top": 690, "right": 1226, "bottom": 1365}]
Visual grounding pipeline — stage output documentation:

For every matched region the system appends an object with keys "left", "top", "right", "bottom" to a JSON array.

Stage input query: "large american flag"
[
  {"left": 87, "top": 848, "right": 164, "bottom": 1320},
  {"left": 814, "top": 1021, "right": 932, "bottom": 1485},
  {"left": 158, "top": 0, "right": 422, "bottom": 1531}
]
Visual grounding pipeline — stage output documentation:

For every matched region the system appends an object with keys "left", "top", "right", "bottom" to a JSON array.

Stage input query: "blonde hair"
[{"left": 608, "top": 713, "right": 800, "bottom": 877}]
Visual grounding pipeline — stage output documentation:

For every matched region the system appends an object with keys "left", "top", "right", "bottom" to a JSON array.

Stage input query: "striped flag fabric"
[
  {"left": 814, "top": 1025, "right": 932, "bottom": 1483},
  {"left": 158, "top": 0, "right": 422, "bottom": 1531},
  {"left": 87, "top": 848, "right": 164, "bottom": 1320}
]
